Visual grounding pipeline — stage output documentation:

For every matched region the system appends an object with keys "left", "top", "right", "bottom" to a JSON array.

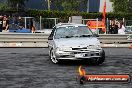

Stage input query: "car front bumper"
[{"left": 55, "top": 49, "right": 103, "bottom": 60}]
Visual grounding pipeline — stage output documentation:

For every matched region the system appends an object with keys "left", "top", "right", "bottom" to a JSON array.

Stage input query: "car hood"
[{"left": 54, "top": 37, "right": 100, "bottom": 48}]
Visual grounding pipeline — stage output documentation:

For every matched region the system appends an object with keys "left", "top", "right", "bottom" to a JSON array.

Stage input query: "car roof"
[{"left": 55, "top": 23, "right": 87, "bottom": 28}]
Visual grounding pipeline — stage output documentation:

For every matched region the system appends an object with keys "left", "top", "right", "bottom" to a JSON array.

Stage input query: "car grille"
[
  {"left": 72, "top": 45, "right": 96, "bottom": 51},
  {"left": 72, "top": 47, "right": 87, "bottom": 50}
]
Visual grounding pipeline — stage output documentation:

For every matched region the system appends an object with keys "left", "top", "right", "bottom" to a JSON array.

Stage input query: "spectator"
[
  {"left": 13, "top": 16, "right": 19, "bottom": 25},
  {"left": 8, "top": 15, "right": 13, "bottom": 24},
  {"left": 2, "top": 16, "right": 9, "bottom": 31},
  {"left": 30, "top": 18, "right": 36, "bottom": 33},
  {"left": 109, "top": 20, "right": 115, "bottom": 34},
  {"left": 109, "top": 19, "right": 119, "bottom": 34},
  {"left": 113, "top": 20, "right": 119, "bottom": 34},
  {"left": 0, "top": 15, "right": 3, "bottom": 32},
  {"left": 118, "top": 21, "right": 125, "bottom": 34},
  {"left": 18, "top": 16, "right": 24, "bottom": 29}
]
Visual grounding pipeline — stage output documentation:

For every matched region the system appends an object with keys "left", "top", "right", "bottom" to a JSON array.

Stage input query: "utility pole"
[
  {"left": 47, "top": 0, "right": 50, "bottom": 11},
  {"left": 17, "top": 3, "right": 19, "bottom": 12},
  {"left": 87, "top": 0, "right": 89, "bottom": 12}
]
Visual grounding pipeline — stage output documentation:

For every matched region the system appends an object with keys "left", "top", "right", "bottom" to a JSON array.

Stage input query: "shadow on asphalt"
[{"left": 57, "top": 60, "right": 106, "bottom": 67}]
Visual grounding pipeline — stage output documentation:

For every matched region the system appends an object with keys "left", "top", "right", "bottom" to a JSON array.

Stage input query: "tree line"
[{"left": 110, "top": 0, "right": 132, "bottom": 13}]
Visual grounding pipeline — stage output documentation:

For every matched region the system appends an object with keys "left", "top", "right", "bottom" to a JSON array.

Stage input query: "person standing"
[
  {"left": 109, "top": 20, "right": 115, "bottom": 34},
  {"left": 113, "top": 20, "right": 119, "bottom": 34},
  {"left": 2, "top": 16, "right": 9, "bottom": 31},
  {"left": 18, "top": 16, "right": 24, "bottom": 28},
  {"left": 0, "top": 15, "right": 3, "bottom": 32},
  {"left": 30, "top": 18, "right": 36, "bottom": 33},
  {"left": 118, "top": 21, "right": 125, "bottom": 34}
]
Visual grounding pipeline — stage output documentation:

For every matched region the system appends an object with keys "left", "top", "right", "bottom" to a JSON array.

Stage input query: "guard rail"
[{"left": 0, "top": 33, "right": 131, "bottom": 48}]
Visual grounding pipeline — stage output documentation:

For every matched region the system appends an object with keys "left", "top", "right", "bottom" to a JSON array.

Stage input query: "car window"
[{"left": 54, "top": 26, "right": 93, "bottom": 39}]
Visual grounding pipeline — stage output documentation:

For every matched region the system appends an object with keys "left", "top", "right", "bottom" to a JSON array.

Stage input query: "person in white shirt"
[{"left": 118, "top": 21, "right": 125, "bottom": 34}]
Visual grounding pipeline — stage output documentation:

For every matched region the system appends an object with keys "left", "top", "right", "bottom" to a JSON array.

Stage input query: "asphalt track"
[{"left": 0, "top": 48, "right": 132, "bottom": 88}]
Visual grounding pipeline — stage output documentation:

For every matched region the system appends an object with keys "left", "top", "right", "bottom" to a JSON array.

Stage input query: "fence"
[
  {"left": 40, "top": 17, "right": 68, "bottom": 29},
  {"left": 38, "top": 17, "right": 111, "bottom": 34},
  {"left": 37, "top": 16, "right": 132, "bottom": 34},
  {"left": 1, "top": 15, "right": 132, "bottom": 34}
]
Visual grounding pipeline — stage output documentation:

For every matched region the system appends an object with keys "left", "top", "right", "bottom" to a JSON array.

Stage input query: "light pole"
[
  {"left": 45, "top": 0, "right": 50, "bottom": 10},
  {"left": 17, "top": 3, "right": 19, "bottom": 12},
  {"left": 87, "top": 0, "right": 89, "bottom": 12},
  {"left": 47, "top": 0, "right": 50, "bottom": 11}
]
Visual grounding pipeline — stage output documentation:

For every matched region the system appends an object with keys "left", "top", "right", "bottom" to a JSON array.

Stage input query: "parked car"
[{"left": 48, "top": 23, "right": 105, "bottom": 65}]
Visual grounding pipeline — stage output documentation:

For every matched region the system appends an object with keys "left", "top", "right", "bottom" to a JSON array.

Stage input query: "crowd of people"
[
  {"left": 109, "top": 19, "right": 125, "bottom": 34},
  {"left": 0, "top": 15, "right": 36, "bottom": 33},
  {"left": 0, "top": 15, "right": 127, "bottom": 34}
]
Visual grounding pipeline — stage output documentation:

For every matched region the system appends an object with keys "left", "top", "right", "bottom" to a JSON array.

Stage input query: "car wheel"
[
  {"left": 91, "top": 50, "right": 105, "bottom": 65},
  {"left": 50, "top": 49, "right": 59, "bottom": 64}
]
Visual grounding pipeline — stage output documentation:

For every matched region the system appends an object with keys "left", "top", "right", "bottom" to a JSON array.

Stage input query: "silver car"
[{"left": 48, "top": 23, "right": 105, "bottom": 65}]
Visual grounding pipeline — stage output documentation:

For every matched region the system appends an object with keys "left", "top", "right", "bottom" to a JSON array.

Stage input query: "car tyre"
[
  {"left": 91, "top": 49, "right": 105, "bottom": 65},
  {"left": 50, "top": 49, "right": 60, "bottom": 64}
]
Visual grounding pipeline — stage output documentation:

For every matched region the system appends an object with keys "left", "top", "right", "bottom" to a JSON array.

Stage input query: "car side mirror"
[
  {"left": 48, "top": 37, "right": 53, "bottom": 40},
  {"left": 93, "top": 34, "right": 99, "bottom": 37}
]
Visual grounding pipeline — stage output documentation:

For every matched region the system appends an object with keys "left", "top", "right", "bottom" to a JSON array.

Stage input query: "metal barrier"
[
  {"left": 98, "top": 34, "right": 131, "bottom": 44},
  {"left": 0, "top": 33, "right": 132, "bottom": 48},
  {"left": 99, "top": 34, "right": 132, "bottom": 48},
  {"left": 0, "top": 33, "right": 49, "bottom": 47}
]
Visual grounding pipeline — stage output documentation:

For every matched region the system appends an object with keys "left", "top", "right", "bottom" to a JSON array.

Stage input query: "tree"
[
  {"left": 7, "top": 0, "right": 28, "bottom": 11},
  {"left": 0, "top": 0, "right": 10, "bottom": 11},
  {"left": 110, "top": 0, "right": 128, "bottom": 13},
  {"left": 0, "top": 3, "right": 8, "bottom": 10},
  {"left": 128, "top": 0, "right": 132, "bottom": 12}
]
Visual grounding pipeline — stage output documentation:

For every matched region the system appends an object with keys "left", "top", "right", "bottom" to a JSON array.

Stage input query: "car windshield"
[{"left": 54, "top": 26, "right": 93, "bottom": 39}]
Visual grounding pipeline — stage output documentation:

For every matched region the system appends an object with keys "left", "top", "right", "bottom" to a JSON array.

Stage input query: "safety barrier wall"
[
  {"left": 0, "top": 33, "right": 132, "bottom": 48},
  {"left": 99, "top": 34, "right": 132, "bottom": 48},
  {"left": 0, "top": 33, "right": 49, "bottom": 48}
]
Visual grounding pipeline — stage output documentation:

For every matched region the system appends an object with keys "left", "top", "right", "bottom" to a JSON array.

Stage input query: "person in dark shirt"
[
  {"left": 0, "top": 15, "right": 3, "bottom": 32},
  {"left": 109, "top": 20, "right": 115, "bottom": 34},
  {"left": 113, "top": 20, "right": 119, "bottom": 34},
  {"left": 18, "top": 16, "right": 24, "bottom": 29}
]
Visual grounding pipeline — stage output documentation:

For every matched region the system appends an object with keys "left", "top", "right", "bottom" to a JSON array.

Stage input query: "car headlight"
[
  {"left": 96, "top": 45, "right": 101, "bottom": 49},
  {"left": 56, "top": 47, "right": 72, "bottom": 51},
  {"left": 88, "top": 45, "right": 101, "bottom": 49}
]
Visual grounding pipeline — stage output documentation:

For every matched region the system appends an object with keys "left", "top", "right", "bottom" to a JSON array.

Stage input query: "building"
[
  {"left": 26, "top": 0, "right": 47, "bottom": 10},
  {"left": 27, "top": 0, "right": 113, "bottom": 12},
  {"left": 0, "top": 0, "right": 113, "bottom": 12},
  {"left": 87, "top": 0, "right": 113, "bottom": 12},
  {"left": 87, "top": 0, "right": 100, "bottom": 12},
  {"left": 99, "top": 0, "right": 113, "bottom": 12}
]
